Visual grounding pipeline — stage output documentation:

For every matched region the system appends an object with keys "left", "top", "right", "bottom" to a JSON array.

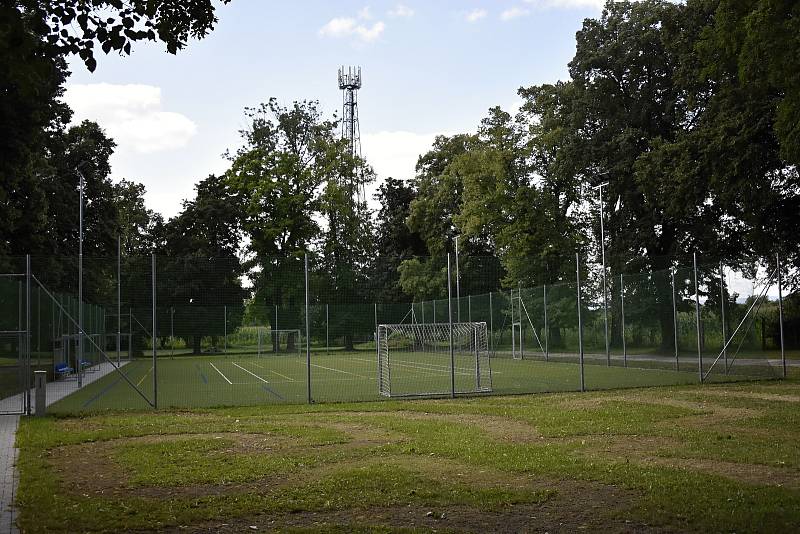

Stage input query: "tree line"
[{"left": 1, "top": 1, "right": 798, "bottom": 352}]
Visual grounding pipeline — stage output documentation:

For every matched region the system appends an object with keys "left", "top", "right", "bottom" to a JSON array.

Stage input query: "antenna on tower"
[{"left": 338, "top": 66, "right": 364, "bottom": 205}]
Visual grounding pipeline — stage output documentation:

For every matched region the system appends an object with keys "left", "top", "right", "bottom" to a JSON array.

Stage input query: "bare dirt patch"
[
  {"left": 586, "top": 435, "right": 800, "bottom": 489},
  {"left": 700, "top": 389, "right": 800, "bottom": 404},
  {"left": 634, "top": 457, "right": 800, "bottom": 489},
  {"left": 46, "top": 429, "right": 390, "bottom": 499},
  {"left": 172, "top": 480, "right": 663, "bottom": 534}
]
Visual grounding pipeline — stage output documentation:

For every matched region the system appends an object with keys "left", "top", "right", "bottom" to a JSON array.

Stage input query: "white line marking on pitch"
[
  {"left": 232, "top": 362, "right": 269, "bottom": 384},
  {"left": 310, "top": 363, "right": 368, "bottom": 379},
  {"left": 210, "top": 362, "right": 232, "bottom": 384},
  {"left": 352, "top": 357, "right": 483, "bottom": 376},
  {"left": 247, "top": 361, "right": 295, "bottom": 381},
  {"left": 136, "top": 366, "right": 153, "bottom": 387},
  {"left": 267, "top": 369, "right": 294, "bottom": 381}
]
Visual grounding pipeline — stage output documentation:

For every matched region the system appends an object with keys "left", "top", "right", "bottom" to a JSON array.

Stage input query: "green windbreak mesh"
[{"left": 0, "top": 251, "right": 792, "bottom": 414}]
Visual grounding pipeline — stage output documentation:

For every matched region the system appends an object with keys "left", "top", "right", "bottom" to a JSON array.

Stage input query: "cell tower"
[{"left": 338, "top": 66, "right": 365, "bottom": 205}]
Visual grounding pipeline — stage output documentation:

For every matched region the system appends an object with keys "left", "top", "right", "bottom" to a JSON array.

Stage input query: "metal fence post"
[
  {"left": 468, "top": 294, "right": 471, "bottom": 323},
  {"left": 672, "top": 267, "right": 679, "bottom": 371},
  {"left": 576, "top": 252, "right": 585, "bottom": 392},
  {"left": 305, "top": 254, "right": 311, "bottom": 404},
  {"left": 777, "top": 252, "right": 786, "bottom": 378},
  {"left": 117, "top": 235, "right": 121, "bottom": 364},
  {"left": 543, "top": 283, "right": 548, "bottom": 362},
  {"left": 489, "top": 292, "right": 494, "bottom": 357},
  {"left": 620, "top": 273, "right": 626, "bottom": 368},
  {"left": 26, "top": 255, "right": 31, "bottom": 415},
  {"left": 326, "top": 304, "right": 329, "bottom": 356},
  {"left": 152, "top": 253, "right": 158, "bottom": 409},
  {"left": 693, "top": 252, "right": 703, "bottom": 382},
  {"left": 447, "top": 253, "right": 455, "bottom": 398},
  {"left": 719, "top": 262, "right": 727, "bottom": 374}
]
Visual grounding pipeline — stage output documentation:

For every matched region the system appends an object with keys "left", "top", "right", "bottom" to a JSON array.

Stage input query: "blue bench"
[{"left": 54, "top": 362, "right": 74, "bottom": 379}]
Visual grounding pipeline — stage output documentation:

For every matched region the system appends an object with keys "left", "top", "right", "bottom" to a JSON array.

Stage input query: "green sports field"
[{"left": 46, "top": 347, "right": 768, "bottom": 413}]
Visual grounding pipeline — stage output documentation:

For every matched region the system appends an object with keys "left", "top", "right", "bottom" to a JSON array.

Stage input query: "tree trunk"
[
  {"left": 548, "top": 326, "right": 562, "bottom": 348},
  {"left": 286, "top": 332, "right": 296, "bottom": 352},
  {"left": 344, "top": 333, "right": 354, "bottom": 351}
]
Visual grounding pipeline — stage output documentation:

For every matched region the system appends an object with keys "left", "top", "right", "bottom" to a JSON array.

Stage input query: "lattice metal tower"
[{"left": 338, "top": 66, "right": 365, "bottom": 205}]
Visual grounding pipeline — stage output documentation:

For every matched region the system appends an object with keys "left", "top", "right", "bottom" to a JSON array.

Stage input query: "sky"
[{"left": 63, "top": 0, "right": 612, "bottom": 219}]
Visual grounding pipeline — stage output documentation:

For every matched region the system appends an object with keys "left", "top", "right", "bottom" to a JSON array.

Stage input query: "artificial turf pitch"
[{"left": 47, "top": 349, "right": 718, "bottom": 413}]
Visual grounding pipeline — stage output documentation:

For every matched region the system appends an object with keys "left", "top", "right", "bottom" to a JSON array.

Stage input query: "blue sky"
[{"left": 64, "top": 0, "right": 608, "bottom": 217}]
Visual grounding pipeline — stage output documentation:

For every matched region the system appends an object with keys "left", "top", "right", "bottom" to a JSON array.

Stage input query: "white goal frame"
[{"left": 377, "top": 322, "right": 492, "bottom": 398}]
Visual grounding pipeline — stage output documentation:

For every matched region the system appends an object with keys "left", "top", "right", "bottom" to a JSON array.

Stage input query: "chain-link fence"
[{"left": 0, "top": 249, "right": 794, "bottom": 414}]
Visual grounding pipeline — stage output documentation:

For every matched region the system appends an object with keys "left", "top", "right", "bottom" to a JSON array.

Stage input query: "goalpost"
[
  {"left": 377, "top": 322, "right": 492, "bottom": 398},
  {"left": 256, "top": 328, "right": 302, "bottom": 358}
]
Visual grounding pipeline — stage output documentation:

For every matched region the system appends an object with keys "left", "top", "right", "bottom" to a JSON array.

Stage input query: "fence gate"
[{"left": 0, "top": 272, "right": 29, "bottom": 415}]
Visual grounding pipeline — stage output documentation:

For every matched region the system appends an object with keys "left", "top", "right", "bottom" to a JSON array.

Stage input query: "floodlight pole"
[
  {"left": 447, "top": 253, "right": 455, "bottom": 398},
  {"left": 455, "top": 235, "right": 461, "bottom": 323},
  {"left": 576, "top": 252, "right": 585, "bottom": 392},
  {"left": 171, "top": 307, "right": 175, "bottom": 358},
  {"left": 223, "top": 305, "right": 227, "bottom": 355},
  {"left": 777, "top": 252, "right": 786, "bottom": 378},
  {"left": 594, "top": 182, "right": 610, "bottom": 367},
  {"left": 693, "top": 252, "right": 702, "bottom": 382},
  {"left": 77, "top": 169, "right": 84, "bottom": 387}
]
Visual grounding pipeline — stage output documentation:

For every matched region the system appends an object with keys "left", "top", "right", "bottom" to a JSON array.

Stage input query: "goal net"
[
  {"left": 377, "top": 322, "right": 492, "bottom": 397},
  {"left": 256, "top": 329, "right": 302, "bottom": 358}
]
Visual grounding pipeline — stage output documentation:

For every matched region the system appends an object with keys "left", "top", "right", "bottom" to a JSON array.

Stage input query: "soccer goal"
[
  {"left": 256, "top": 328, "right": 302, "bottom": 358},
  {"left": 377, "top": 322, "right": 492, "bottom": 398}
]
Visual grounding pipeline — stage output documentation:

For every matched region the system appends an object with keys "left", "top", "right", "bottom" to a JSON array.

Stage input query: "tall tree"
[
  {"left": 226, "top": 99, "right": 335, "bottom": 349},
  {"left": 371, "top": 177, "right": 427, "bottom": 303},
  {"left": 13, "top": 0, "right": 231, "bottom": 71},
  {"left": 0, "top": 4, "right": 69, "bottom": 259},
  {"left": 161, "top": 174, "right": 247, "bottom": 354}
]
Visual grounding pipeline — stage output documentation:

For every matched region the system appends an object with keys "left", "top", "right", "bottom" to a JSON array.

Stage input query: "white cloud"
[
  {"left": 64, "top": 83, "right": 197, "bottom": 153},
  {"left": 388, "top": 4, "right": 415, "bottom": 18},
  {"left": 465, "top": 8, "right": 488, "bottom": 22},
  {"left": 362, "top": 131, "right": 443, "bottom": 181},
  {"left": 523, "top": 0, "right": 613, "bottom": 9},
  {"left": 319, "top": 16, "right": 385, "bottom": 42},
  {"left": 500, "top": 6, "right": 531, "bottom": 20},
  {"left": 358, "top": 6, "right": 372, "bottom": 20}
]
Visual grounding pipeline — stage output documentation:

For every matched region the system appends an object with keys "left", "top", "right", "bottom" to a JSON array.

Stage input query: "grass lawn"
[{"left": 15, "top": 379, "right": 800, "bottom": 532}]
